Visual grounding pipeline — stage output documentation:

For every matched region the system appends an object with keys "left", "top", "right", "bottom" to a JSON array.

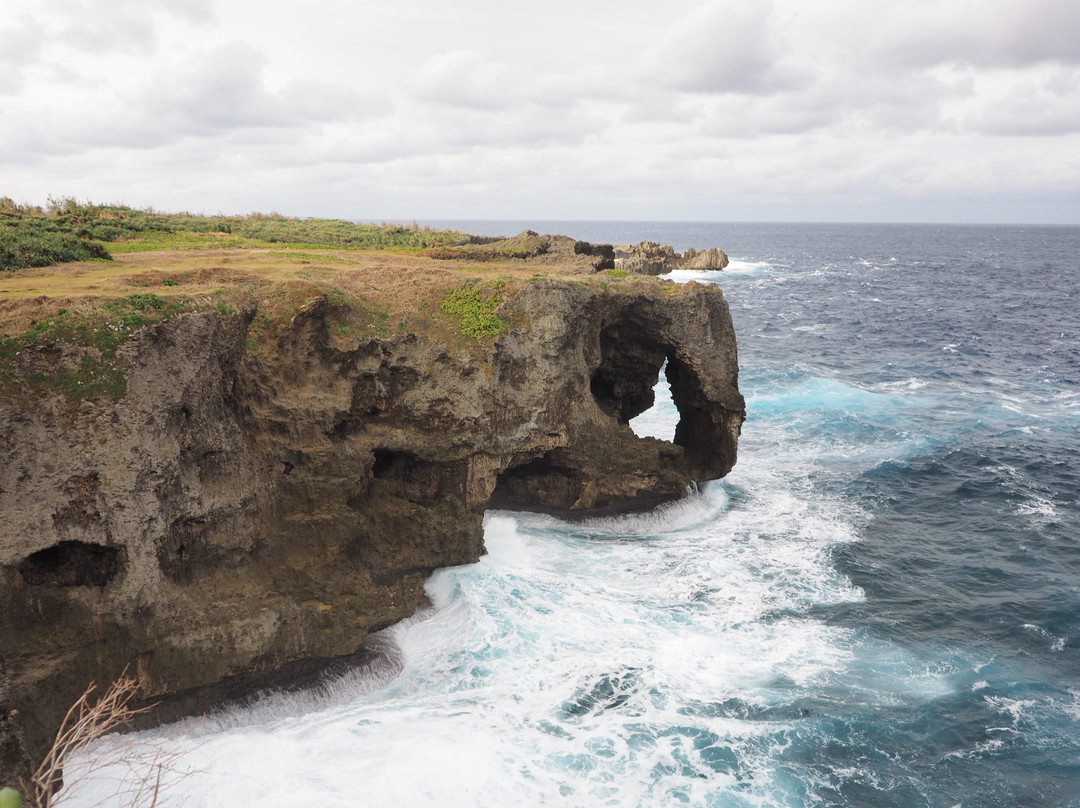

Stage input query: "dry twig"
[{"left": 22, "top": 666, "right": 187, "bottom": 808}]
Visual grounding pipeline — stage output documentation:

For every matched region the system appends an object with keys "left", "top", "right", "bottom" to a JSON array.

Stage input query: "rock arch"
[{"left": 489, "top": 283, "right": 744, "bottom": 516}]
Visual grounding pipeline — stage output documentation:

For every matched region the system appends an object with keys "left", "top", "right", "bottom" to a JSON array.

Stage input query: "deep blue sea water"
[{"left": 69, "top": 223, "right": 1080, "bottom": 807}]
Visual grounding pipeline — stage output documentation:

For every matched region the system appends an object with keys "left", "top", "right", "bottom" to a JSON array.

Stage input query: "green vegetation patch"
[
  {"left": 0, "top": 197, "right": 469, "bottom": 271},
  {"left": 0, "top": 293, "right": 190, "bottom": 403},
  {"left": 1, "top": 216, "right": 112, "bottom": 270},
  {"left": 440, "top": 280, "right": 506, "bottom": 339}
]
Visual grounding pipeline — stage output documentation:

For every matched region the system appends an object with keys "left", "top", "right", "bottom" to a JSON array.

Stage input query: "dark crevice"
[
  {"left": 488, "top": 451, "right": 588, "bottom": 513},
  {"left": 348, "top": 449, "right": 464, "bottom": 509},
  {"left": 18, "top": 541, "right": 125, "bottom": 588}
]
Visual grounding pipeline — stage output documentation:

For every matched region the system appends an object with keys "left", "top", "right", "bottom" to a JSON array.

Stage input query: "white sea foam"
[
  {"left": 1015, "top": 495, "right": 1057, "bottom": 521},
  {"left": 873, "top": 376, "right": 927, "bottom": 392},
  {"left": 723, "top": 259, "right": 775, "bottom": 275},
  {"left": 1021, "top": 623, "right": 1067, "bottom": 651},
  {"left": 984, "top": 695, "right": 1036, "bottom": 726},
  {"left": 64, "top": 440, "right": 879, "bottom": 808},
  {"left": 662, "top": 260, "right": 773, "bottom": 284},
  {"left": 60, "top": 326, "right": 990, "bottom": 808}
]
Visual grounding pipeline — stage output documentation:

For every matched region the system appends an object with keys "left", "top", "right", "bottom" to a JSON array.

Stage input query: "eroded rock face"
[
  {"left": 615, "top": 243, "right": 730, "bottom": 275},
  {"left": 680, "top": 247, "right": 730, "bottom": 271},
  {"left": 614, "top": 241, "right": 681, "bottom": 275},
  {"left": 0, "top": 280, "right": 743, "bottom": 781}
]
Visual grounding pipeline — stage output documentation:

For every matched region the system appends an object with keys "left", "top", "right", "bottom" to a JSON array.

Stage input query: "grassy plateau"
[{"left": 0, "top": 198, "right": 664, "bottom": 404}]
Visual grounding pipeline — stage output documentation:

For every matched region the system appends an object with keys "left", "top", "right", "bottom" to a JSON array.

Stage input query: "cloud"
[
  {"left": 0, "top": 15, "right": 45, "bottom": 95},
  {"left": 0, "top": 37, "right": 394, "bottom": 165},
  {"left": 0, "top": 14, "right": 45, "bottom": 65},
  {"left": 2, "top": 0, "right": 1078, "bottom": 222},
  {"left": 973, "top": 67, "right": 1080, "bottom": 135},
  {"left": 154, "top": 43, "right": 388, "bottom": 136},
  {"left": 646, "top": 0, "right": 797, "bottom": 95},
  {"left": 409, "top": 50, "right": 514, "bottom": 111},
  {"left": 867, "top": 0, "right": 1080, "bottom": 70},
  {"left": 42, "top": 0, "right": 216, "bottom": 52}
]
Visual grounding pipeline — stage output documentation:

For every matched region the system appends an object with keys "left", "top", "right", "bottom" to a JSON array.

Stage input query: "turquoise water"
[{"left": 67, "top": 223, "right": 1080, "bottom": 807}]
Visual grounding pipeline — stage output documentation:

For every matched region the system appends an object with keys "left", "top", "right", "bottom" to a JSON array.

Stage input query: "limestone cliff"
[{"left": 0, "top": 277, "right": 743, "bottom": 782}]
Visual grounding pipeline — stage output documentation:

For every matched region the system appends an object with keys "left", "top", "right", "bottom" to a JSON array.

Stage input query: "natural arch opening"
[
  {"left": 628, "top": 360, "right": 676, "bottom": 442},
  {"left": 588, "top": 322, "right": 722, "bottom": 472},
  {"left": 489, "top": 311, "right": 737, "bottom": 515},
  {"left": 589, "top": 327, "right": 669, "bottom": 427}
]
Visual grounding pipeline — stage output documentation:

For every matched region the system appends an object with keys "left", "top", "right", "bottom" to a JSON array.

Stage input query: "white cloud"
[
  {"left": 871, "top": 0, "right": 1080, "bottom": 69},
  {"left": 647, "top": 0, "right": 793, "bottom": 95},
  {"left": 409, "top": 50, "right": 513, "bottom": 111},
  {"left": 1, "top": 0, "right": 1078, "bottom": 222},
  {"left": 974, "top": 67, "right": 1080, "bottom": 135}
]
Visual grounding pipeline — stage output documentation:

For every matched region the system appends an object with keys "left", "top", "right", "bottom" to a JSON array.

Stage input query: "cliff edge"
[{"left": 0, "top": 249, "right": 743, "bottom": 783}]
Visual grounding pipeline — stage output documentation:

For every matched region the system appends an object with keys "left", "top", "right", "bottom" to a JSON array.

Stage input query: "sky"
[{"left": 2, "top": 0, "right": 1079, "bottom": 223}]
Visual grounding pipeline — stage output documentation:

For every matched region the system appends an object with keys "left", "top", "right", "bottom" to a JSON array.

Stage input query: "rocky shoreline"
[{"left": 0, "top": 238, "right": 743, "bottom": 787}]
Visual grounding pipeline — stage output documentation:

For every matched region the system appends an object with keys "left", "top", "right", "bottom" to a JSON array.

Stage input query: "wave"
[
  {"left": 662, "top": 260, "right": 774, "bottom": 284},
  {"left": 58, "top": 223, "right": 1080, "bottom": 808}
]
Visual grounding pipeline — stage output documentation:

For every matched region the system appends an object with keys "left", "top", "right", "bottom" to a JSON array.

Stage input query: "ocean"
[{"left": 66, "top": 222, "right": 1080, "bottom": 807}]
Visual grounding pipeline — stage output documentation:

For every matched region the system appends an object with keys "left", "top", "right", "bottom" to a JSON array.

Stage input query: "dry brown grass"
[{"left": 0, "top": 246, "right": 672, "bottom": 340}]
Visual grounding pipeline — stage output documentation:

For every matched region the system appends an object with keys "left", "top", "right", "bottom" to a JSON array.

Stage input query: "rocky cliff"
[{"left": 0, "top": 274, "right": 743, "bottom": 783}]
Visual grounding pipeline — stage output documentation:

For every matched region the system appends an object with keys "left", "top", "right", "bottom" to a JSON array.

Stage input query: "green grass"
[
  {"left": 0, "top": 199, "right": 468, "bottom": 272},
  {"left": 0, "top": 293, "right": 192, "bottom": 403},
  {"left": 440, "top": 280, "right": 506, "bottom": 339}
]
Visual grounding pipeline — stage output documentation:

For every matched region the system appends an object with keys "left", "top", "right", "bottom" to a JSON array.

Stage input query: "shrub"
[
  {"left": 0, "top": 199, "right": 467, "bottom": 266},
  {"left": 0, "top": 222, "right": 111, "bottom": 271}
]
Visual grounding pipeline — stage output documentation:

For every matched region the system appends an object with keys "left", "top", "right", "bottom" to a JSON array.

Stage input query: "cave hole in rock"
[
  {"left": 352, "top": 449, "right": 460, "bottom": 506},
  {"left": 590, "top": 325, "right": 693, "bottom": 445},
  {"left": 18, "top": 540, "right": 125, "bottom": 587},
  {"left": 487, "top": 451, "right": 587, "bottom": 513},
  {"left": 628, "top": 360, "right": 676, "bottom": 442}
]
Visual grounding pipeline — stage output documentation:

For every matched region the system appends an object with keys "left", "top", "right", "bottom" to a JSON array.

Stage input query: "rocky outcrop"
[
  {"left": 0, "top": 278, "right": 743, "bottom": 783},
  {"left": 614, "top": 242, "right": 681, "bottom": 275},
  {"left": 428, "top": 232, "right": 727, "bottom": 276},
  {"left": 680, "top": 247, "right": 729, "bottom": 271},
  {"left": 425, "top": 231, "right": 615, "bottom": 271},
  {"left": 615, "top": 243, "right": 729, "bottom": 275}
]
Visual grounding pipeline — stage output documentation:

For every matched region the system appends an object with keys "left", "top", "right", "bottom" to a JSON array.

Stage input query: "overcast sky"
[{"left": 2, "top": 0, "right": 1079, "bottom": 223}]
